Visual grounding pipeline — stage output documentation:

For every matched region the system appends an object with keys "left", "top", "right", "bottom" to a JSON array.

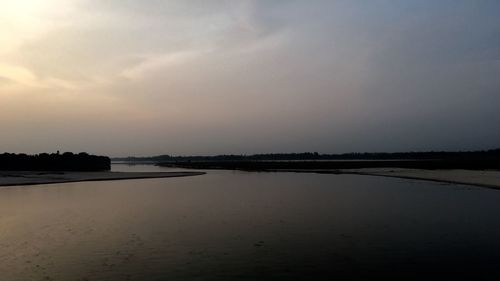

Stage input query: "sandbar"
[
  {"left": 0, "top": 171, "right": 205, "bottom": 187},
  {"left": 342, "top": 168, "right": 500, "bottom": 189},
  {"left": 263, "top": 168, "right": 500, "bottom": 189}
]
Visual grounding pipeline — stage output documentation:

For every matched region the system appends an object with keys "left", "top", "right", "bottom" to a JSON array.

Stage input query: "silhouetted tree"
[{"left": 0, "top": 152, "right": 110, "bottom": 171}]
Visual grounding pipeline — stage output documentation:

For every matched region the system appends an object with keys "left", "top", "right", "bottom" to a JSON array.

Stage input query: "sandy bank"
[
  {"left": 342, "top": 168, "right": 500, "bottom": 189},
  {"left": 0, "top": 171, "right": 205, "bottom": 187},
  {"left": 264, "top": 168, "right": 500, "bottom": 189}
]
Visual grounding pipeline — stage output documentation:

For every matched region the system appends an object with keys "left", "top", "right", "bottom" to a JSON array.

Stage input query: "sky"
[{"left": 1, "top": 0, "right": 499, "bottom": 156}]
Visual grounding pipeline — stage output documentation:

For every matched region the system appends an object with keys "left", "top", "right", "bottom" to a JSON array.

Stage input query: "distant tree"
[{"left": 0, "top": 152, "right": 110, "bottom": 171}]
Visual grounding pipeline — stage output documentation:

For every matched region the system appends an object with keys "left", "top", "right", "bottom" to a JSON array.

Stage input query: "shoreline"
[
  {"left": 349, "top": 172, "right": 500, "bottom": 190},
  {"left": 0, "top": 171, "right": 205, "bottom": 187},
  {"left": 159, "top": 160, "right": 500, "bottom": 190},
  {"left": 268, "top": 168, "right": 500, "bottom": 190},
  {"left": 159, "top": 159, "right": 500, "bottom": 171},
  {"left": 345, "top": 168, "right": 500, "bottom": 190},
  {"left": 2, "top": 168, "right": 499, "bottom": 190}
]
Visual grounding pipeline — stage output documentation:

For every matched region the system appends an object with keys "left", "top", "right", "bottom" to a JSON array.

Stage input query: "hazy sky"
[{"left": 1, "top": 0, "right": 499, "bottom": 156}]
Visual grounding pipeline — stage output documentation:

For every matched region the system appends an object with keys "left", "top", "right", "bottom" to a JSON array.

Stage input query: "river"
[{"left": 1, "top": 164, "right": 500, "bottom": 280}]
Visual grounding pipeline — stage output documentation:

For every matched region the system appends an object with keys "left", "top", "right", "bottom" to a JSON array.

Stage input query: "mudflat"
[
  {"left": 0, "top": 171, "right": 205, "bottom": 187},
  {"left": 260, "top": 168, "right": 500, "bottom": 189},
  {"left": 342, "top": 168, "right": 500, "bottom": 189}
]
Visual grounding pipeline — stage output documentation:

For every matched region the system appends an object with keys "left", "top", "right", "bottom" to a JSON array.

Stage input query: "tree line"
[
  {"left": 115, "top": 148, "right": 500, "bottom": 163},
  {"left": 0, "top": 152, "right": 111, "bottom": 171}
]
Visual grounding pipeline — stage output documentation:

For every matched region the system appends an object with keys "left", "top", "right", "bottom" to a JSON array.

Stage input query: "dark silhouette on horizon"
[
  {"left": 0, "top": 152, "right": 111, "bottom": 171},
  {"left": 118, "top": 149, "right": 500, "bottom": 171},
  {"left": 116, "top": 148, "right": 499, "bottom": 162}
]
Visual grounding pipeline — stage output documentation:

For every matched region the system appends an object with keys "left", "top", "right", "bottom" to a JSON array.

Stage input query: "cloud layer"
[{"left": 1, "top": 0, "right": 500, "bottom": 156}]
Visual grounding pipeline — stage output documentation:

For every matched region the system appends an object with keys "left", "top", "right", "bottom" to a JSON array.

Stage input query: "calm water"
[{"left": 1, "top": 164, "right": 500, "bottom": 280}]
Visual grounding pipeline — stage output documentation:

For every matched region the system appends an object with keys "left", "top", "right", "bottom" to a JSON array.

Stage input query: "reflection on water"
[
  {"left": 1, "top": 164, "right": 500, "bottom": 280},
  {"left": 111, "top": 163, "right": 192, "bottom": 173}
]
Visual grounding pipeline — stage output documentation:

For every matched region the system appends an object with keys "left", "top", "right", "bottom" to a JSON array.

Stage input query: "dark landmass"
[
  {"left": 115, "top": 148, "right": 500, "bottom": 163},
  {"left": 0, "top": 152, "right": 111, "bottom": 171},
  {"left": 158, "top": 158, "right": 500, "bottom": 171},
  {"left": 118, "top": 149, "right": 500, "bottom": 171}
]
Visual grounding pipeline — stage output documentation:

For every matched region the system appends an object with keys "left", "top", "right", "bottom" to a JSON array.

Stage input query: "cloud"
[
  {"left": 0, "top": 75, "right": 13, "bottom": 84},
  {"left": 120, "top": 50, "right": 208, "bottom": 80},
  {"left": 0, "top": 62, "right": 79, "bottom": 90},
  {"left": 0, "top": 0, "right": 81, "bottom": 54},
  {"left": 7, "top": 0, "right": 281, "bottom": 88},
  {"left": 1, "top": 0, "right": 500, "bottom": 155},
  {"left": 0, "top": 63, "right": 38, "bottom": 86}
]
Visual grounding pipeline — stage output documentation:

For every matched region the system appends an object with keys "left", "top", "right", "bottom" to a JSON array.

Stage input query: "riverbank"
[
  {"left": 159, "top": 160, "right": 500, "bottom": 189},
  {"left": 0, "top": 171, "right": 205, "bottom": 187},
  {"left": 344, "top": 168, "right": 500, "bottom": 189},
  {"left": 267, "top": 168, "right": 500, "bottom": 189}
]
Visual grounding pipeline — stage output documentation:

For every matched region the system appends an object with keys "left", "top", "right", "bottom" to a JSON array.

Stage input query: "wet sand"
[
  {"left": 271, "top": 168, "right": 500, "bottom": 189},
  {"left": 343, "top": 168, "right": 500, "bottom": 189},
  {"left": 0, "top": 171, "right": 205, "bottom": 187},
  {"left": 161, "top": 160, "right": 500, "bottom": 189},
  {"left": 296, "top": 168, "right": 500, "bottom": 190}
]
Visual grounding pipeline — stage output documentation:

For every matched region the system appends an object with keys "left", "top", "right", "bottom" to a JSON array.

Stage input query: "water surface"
[{"left": 1, "top": 164, "right": 500, "bottom": 280}]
